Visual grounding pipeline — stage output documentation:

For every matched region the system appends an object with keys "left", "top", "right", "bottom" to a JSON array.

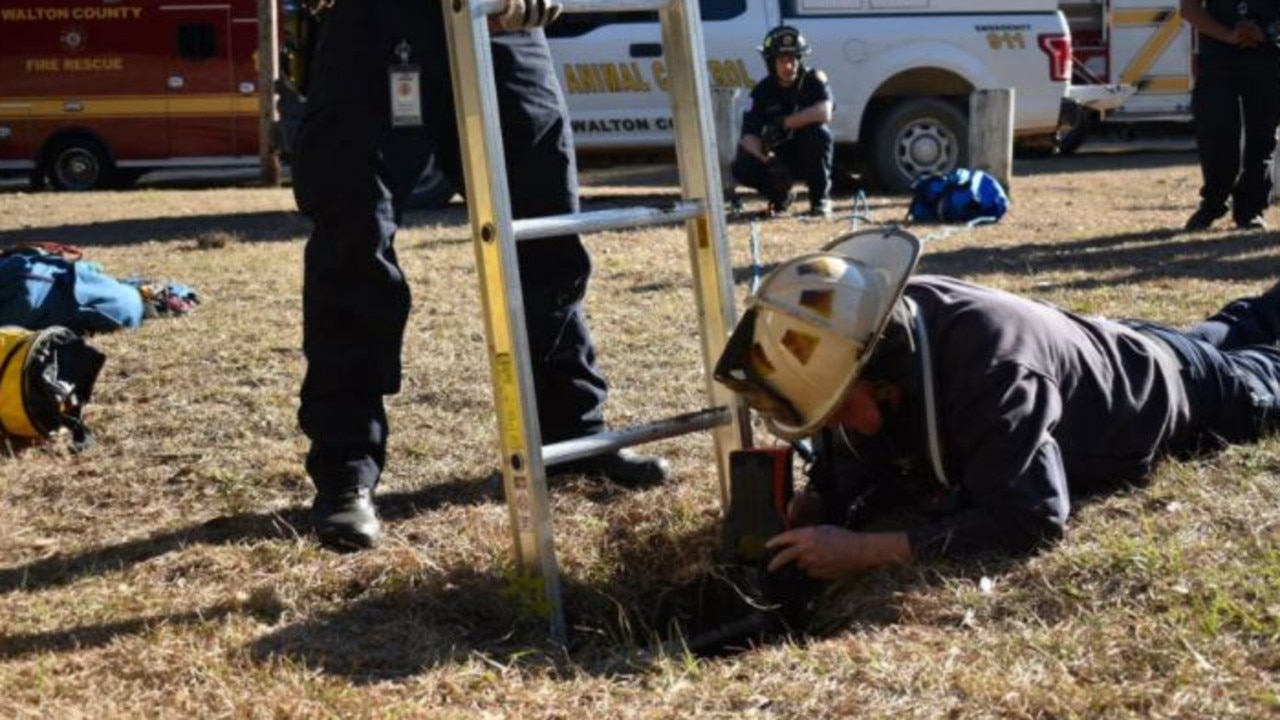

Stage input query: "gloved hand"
[
  {"left": 760, "top": 120, "right": 793, "bottom": 151},
  {"left": 499, "top": 0, "right": 564, "bottom": 30},
  {"left": 766, "top": 157, "right": 794, "bottom": 198}
]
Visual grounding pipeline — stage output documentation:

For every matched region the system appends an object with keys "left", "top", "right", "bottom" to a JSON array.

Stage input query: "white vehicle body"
[
  {"left": 546, "top": 0, "right": 1077, "bottom": 190},
  {"left": 1062, "top": 0, "right": 1194, "bottom": 124}
]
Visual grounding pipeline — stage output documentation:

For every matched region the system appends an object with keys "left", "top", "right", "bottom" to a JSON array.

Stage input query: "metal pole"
[
  {"left": 969, "top": 88, "right": 1014, "bottom": 193},
  {"left": 258, "top": 0, "right": 281, "bottom": 187}
]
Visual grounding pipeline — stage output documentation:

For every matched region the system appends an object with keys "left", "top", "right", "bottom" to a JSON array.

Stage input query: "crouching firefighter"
[
  {"left": 714, "top": 226, "right": 1280, "bottom": 580},
  {"left": 730, "top": 25, "right": 835, "bottom": 219}
]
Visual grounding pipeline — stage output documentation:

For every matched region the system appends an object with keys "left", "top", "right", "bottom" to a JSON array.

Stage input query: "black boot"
[
  {"left": 1185, "top": 204, "right": 1227, "bottom": 231},
  {"left": 550, "top": 449, "right": 672, "bottom": 487},
  {"left": 312, "top": 486, "right": 381, "bottom": 552}
]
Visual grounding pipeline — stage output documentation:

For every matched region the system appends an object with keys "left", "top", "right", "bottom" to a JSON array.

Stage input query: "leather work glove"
[
  {"left": 766, "top": 156, "right": 794, "bottom": 195},
  {"left": 499, "top": 0, "right": 564, "bottom": 31},
  {"left": 760, "top": 120, "right": 793, "bottom": 151}
]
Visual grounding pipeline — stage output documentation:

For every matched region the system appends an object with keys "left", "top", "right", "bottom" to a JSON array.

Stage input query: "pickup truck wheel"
[
  {"left": 871, "top": 98, "right": 966, "bottom": 193},
  {"left": 1056, "top": 108, "right": 1099, "bottom": 156},
  {"left": 47, "top": 138, "right": 115, "bottom": 191}
]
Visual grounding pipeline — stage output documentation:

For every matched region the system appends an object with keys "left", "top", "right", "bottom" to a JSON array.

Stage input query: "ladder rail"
[
  {"left": 445, "top": 0, "right": 751, "bottom": 642},
  {"left": 442, "top": 0, "right": 565, "bottom": 640},
  {"left": 657, "top": 3, "right": 753, "bottom": 507}
]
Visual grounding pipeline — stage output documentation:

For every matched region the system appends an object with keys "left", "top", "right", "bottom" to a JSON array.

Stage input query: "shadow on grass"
[
  {"left": 1, "top": 210, "right": 311, "bottom": 248},
  {"left": 0, "top": 596, "right": 288, "bottom": 661},
  {"left": 242, "top": 517, "right": 820, "bottom": 683},
  {"left": 0, "top": 488, "right": 1064, "bottom": 679},
  {"left": 919, "top": 226, "right": 1280, "bottom": 291},
  {"left": 0, "top": 474, "right": 503, "bottom": 597},
  {"left": 1014, "top": 148, "right": 1197, "bottom": 177}
]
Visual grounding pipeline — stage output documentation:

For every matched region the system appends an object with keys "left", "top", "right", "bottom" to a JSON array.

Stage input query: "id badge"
[{"left": 389, "top": 65, "right": 423, "bottom": 127}]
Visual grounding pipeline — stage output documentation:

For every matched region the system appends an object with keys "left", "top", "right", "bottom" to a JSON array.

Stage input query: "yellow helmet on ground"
[{"left": 715, "top": 227, "right": 921, "bottom": 441}]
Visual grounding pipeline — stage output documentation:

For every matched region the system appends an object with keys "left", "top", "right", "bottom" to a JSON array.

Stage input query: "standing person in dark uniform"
[
  {"left": 731, "top": 25, "right": 834, "bottom": 219},
  {"left": 713, "top": 228, "right": 1280, "bottom": 579},
  {"left": 293, "top": 0, "right": 669, "bottom": 552},
  {"left": 1181, "top": 0, "right": 1280, "bottom": 231}
]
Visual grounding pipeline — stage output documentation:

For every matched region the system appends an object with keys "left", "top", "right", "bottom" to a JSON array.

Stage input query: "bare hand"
[
  {"left": 787, "top": 490, "right": 826, "bottom": 527},
  {"left": 1234, "top": 20, "right": 1264, "bottom": 48},
  {"left": 765, "top": 526, "right": 911, "bottom": 580}
]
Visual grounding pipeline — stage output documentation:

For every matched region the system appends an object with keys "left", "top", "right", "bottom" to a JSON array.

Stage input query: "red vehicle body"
[{"left": 0, "top": 0, "right": 307, "bottom": 190}]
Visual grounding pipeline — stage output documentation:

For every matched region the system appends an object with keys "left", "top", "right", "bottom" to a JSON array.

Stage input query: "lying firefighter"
[{"left": 715, "top": 228, "right": 1280, "bottom": 580}]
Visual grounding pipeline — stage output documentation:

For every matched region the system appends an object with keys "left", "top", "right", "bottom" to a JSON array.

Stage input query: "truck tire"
[
  {"left": 870, "top": 97, "right": 967, "bottom": 193},
  {"left": 1056, "top": 108, "right": 1098, "bottom": 156},
  {"left": 46, "top": 137, "right": 115, "bottom": 191}
]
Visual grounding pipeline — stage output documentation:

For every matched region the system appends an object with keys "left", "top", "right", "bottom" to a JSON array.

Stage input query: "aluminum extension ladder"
[{"left": 442, "top": 0, "right": 751, "bottom": 642}]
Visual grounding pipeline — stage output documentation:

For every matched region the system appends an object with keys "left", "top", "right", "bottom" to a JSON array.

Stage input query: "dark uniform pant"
[
  {"left": 731, "top": 124, "right": 833, "bottom": 207},
  {"left": 294, "top": 0, "right": 606, "bottom": 494},
  {"left": 1128, "top": 290, "right": 1280, "bottom": 452},
  {"left": 1191, "top": 54, "right": 1280, "bottom": 223}
]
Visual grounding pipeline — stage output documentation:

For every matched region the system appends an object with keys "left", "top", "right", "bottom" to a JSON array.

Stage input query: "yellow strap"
[{"left": 0, "top": 329, "right": 36, "bottom": 438}]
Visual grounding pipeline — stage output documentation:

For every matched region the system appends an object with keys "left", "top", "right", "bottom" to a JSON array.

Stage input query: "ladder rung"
[
  {"left": 476, "top": 0, "right": 673, "bottom": 16},
  {"left": 513, "top": 201, "right": 703, "bottom": 241},
  {"left": 543, "top": 407, "right": 732, "bottom": 466}
]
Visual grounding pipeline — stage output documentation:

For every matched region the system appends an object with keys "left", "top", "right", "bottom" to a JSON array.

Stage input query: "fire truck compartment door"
[
  {"left": 163, "top": 5, "right": 235, "bottom": 159},
  {"left": 1107, "top": 0, "right": 1193, "bottom": 116}
]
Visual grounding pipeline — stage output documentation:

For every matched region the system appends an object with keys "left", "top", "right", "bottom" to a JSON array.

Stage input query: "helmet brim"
[{"left": 758, "top": 227, "right": 922, "bottom": 440}]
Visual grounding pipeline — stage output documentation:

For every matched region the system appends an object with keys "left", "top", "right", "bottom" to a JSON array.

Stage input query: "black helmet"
[{"left": 759, "top": 25, "right": 811, "bottom": 61}]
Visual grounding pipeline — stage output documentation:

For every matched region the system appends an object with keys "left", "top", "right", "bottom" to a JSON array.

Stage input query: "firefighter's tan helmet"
[{"left": 715, "top": 227, "right": 921, "bottom": 441}]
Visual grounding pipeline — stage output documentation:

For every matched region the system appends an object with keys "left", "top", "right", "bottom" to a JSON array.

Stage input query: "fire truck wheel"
[
  {"left": 870, "top": 97, "right": 967, "bottom": 194},
  {"left": 113, "top": 169, "right": 147, "bottom": 189},
  {"left": 46, "top": 137, "right": 115, "bottom": 192}
]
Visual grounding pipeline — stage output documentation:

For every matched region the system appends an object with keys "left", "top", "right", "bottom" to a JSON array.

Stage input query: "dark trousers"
[
  {"left": 1191, "top": 55, "right": 1280, "bottom": 223},
  {"left": 1130, "top": 289, "right": 1280, "bottom": 452},
  {"left": 731, "top": 124, "right": 833, "bottom": 206},
  {"left": 293, "top": 1, "right": 606, "bottom": 494}
]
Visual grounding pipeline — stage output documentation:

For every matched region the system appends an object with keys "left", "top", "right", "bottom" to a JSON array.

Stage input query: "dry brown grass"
[{"left": 2, "top": 150, "right": 1280, "bottom": 718}]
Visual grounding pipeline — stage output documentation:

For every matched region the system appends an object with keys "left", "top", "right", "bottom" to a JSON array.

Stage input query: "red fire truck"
[{"left": 0, "top": 0, "right": 309, "bottom": 190}]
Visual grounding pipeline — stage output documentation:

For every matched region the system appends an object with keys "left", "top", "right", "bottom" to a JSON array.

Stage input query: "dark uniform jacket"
[
  {"left": 1198, "top": 0, "right": 1280, "bottom": 61},
  {"left": 813, "top": 276, "right": 1192, "bottom": 559},
  {"left": 741, "top": 69, "right": 831, "bottom": 141}
]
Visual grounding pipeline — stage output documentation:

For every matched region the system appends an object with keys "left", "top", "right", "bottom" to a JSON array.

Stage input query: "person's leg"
[
  {"left": 293, "top": 0, "right": 423, "bottom": 550},
  {"left": 1186, "top": 64, "right": 1241, "bottom": 230},
  {"left": 1230, "top": 59, "right": 1280, "bottom": 228},
  {"left": 789, "top": 124, "right": 834, "bottom": 216},
  {"left": 1185, "top": 282, "right": 1280, "bottom": 350},
  {"left": 1204, "top": 346, "right": 1280, "bottom": 445},
  {"left": 1141, "top": 325, "right": 1280, "bottom": 451},
  {"left": 489, "top": 30, "right": 668, "bottom": 485},
  {"left": 732, "top": 146, "right": 792, "bottom": 211}
]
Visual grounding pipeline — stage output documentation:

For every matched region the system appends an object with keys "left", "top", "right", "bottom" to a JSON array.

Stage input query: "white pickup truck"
[{"left": 546, "top": 0, "right": 1091, "bottom": 191}]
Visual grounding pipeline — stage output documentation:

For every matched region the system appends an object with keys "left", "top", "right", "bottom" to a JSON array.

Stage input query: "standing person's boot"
[
  {"left": 1235, "top": 214, "right": 1268, "bottom": 230},
  {"left": 808, "top": 197, "right": 833, "bottom": 219},
  {"left": 1185, "top": 203, "right": 1227, "bottom": 231},
  {"left": 312, "top": 486, "right": 382, "bottom": 551},
  {"left": 550, "top": 449, "right": 672, "bottom": 487}
]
